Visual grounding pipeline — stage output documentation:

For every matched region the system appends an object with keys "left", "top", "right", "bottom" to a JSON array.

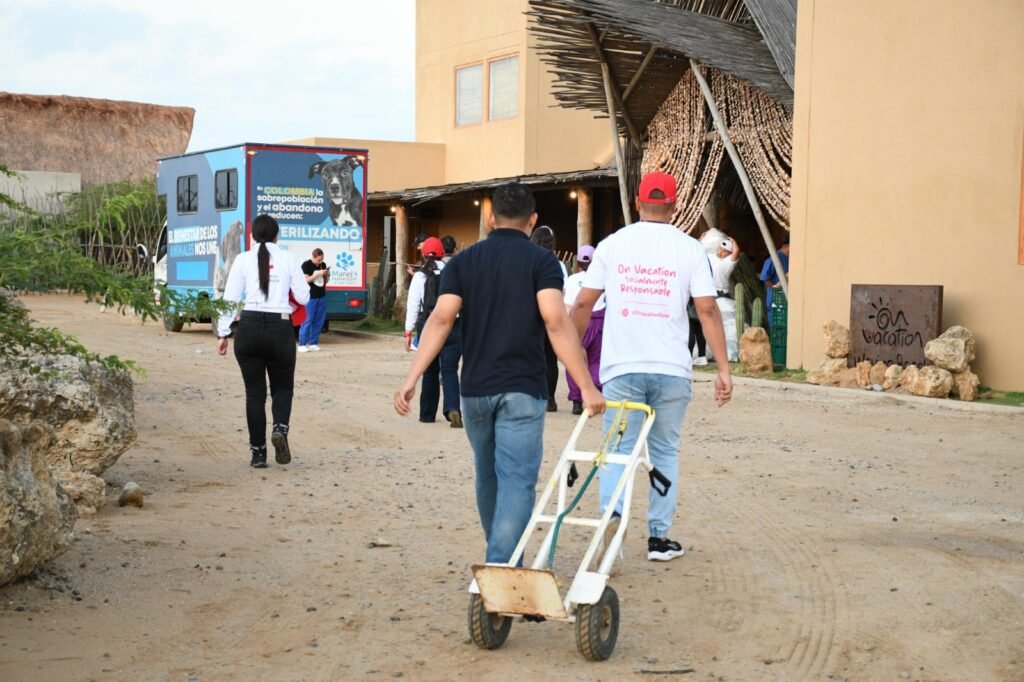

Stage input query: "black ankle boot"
[
  {"left": 271, "top": 424, "right": 291, "bottom": 464},
  {"left": 250, "top": 445, "right": 268, "bottom": 468}
]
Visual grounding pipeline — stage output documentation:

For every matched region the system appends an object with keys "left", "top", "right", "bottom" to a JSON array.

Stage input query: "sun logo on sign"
[{"left": 621, "top": 308, "right": 630, "bottom": 318}]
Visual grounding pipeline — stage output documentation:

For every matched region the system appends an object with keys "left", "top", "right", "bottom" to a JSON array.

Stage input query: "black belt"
[
  {"left": 716, "top": 290, "right": 731, "bottom": 299},
  {"left": 240, "top": 310, "right": 291, "bottom": 320}
]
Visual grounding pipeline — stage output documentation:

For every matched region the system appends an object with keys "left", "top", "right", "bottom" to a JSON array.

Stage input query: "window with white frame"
[
  {"left": 488, "top": 55, "right": 519, "bottom": 121},
  {"left": 455, "top": 64, "right": 483, "bottom": 126}
]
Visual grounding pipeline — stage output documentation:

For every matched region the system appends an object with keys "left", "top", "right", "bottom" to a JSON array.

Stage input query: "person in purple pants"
[{"left": 563, "top": 245, "right": 605, "bottom": 415}]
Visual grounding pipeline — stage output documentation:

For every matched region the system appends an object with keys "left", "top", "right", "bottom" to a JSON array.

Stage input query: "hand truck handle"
[
  {"left": 604, "top": 400, "right": 653, "bottom": 416},
  {"left": 649, "top": 467, "right": 672, "bottom": 496}
]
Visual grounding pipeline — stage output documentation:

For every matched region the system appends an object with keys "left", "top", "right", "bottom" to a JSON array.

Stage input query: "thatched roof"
[
  {"left": 527, "top": 0, "right": 795, "bottom": 143},
  {"left": 0, "top": 93, "right": 194, "bottom": 187},
  {"left": 369, "top": 167, "right": 617, "bottom": 205}
]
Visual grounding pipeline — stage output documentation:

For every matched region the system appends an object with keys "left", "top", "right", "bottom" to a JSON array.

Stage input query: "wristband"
[{"left": 404, "top": 331, "right": 413, "bottom": 338}]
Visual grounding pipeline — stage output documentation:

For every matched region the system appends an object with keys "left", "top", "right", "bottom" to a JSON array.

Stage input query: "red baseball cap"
[
  {"left": 638, "top": 172, "right": 677, "bottom": 204},
  {"left": 421, "top": 237, "right": 444, "bottom": 258}
]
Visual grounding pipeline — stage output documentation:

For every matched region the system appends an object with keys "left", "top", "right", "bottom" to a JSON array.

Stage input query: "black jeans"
[
  {"left": 688, "top": 316, "right": 706, "bottom": 358},
  {"left": 416, "top": 318, "right": 462, "bottom": 421},
  {"left": 234, "top": 311, "right": 297, "bottom": 447},
  {"left": 543, "top": 336, "right": 558, "bottom": 402}
]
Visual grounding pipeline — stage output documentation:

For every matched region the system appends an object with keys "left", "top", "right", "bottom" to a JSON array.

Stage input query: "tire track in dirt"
[{"left": 702, "top": 489, "right": 845, "bottom": 679}]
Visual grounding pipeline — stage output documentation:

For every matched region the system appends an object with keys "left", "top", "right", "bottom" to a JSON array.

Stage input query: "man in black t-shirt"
[
  {"left": 298, "top": 248, "right": 330, "bottom": 352},
  {"left": 394, "top": 182, "right": 604, "bottom": 565}
]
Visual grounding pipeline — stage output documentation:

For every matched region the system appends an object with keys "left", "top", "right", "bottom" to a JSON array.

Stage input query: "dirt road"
[{"left": 1, "top": 294, "right": 1022, "bottom": 681}]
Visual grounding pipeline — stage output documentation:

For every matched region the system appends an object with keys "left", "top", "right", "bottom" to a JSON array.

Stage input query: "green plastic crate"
[{"left": 770, "top": 290, "right": 788, "bottom": 367}]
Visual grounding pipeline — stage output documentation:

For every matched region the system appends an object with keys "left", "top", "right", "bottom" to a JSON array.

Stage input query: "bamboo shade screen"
[
  {"left": 642, "top": 67, "right": 793, "bottom": 232},
  {"left": 642, "top": 68, "right": 725, "bottom": 233},
  {"left": 718, "top": 71, "right": 793, "bottom": 227}
]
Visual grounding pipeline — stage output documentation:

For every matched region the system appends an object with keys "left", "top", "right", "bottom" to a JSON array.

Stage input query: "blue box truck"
[{"left": 154, "top": 143, "right": 368, "bottom": 331}]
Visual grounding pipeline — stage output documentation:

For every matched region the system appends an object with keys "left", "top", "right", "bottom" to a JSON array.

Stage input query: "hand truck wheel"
[
  {"left": 574, "top": 586, "right": 619, "bottom": 661},
  {"left": 468, "top": 593, "right": 512, "bottom": 650}
]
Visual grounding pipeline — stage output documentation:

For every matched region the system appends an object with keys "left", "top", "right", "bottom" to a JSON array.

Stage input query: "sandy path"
[{"left": 0, "top": 294, "right": 1022, "bottom": 681}]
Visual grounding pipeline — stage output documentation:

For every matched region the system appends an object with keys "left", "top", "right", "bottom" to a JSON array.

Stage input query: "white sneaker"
[
  {"left": 297, "top": 345, "right": 308, "bottom": 353},
  {"left": 309, "top": 345, "right": 321, "bottom": 352},
  {"left": 693, "top": 356, "right": 708, "bottom": 366}
]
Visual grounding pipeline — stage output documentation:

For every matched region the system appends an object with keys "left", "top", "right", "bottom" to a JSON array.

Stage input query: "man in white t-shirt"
[{"left": 570, "top": 172, "right": 733, "bottom": 562}]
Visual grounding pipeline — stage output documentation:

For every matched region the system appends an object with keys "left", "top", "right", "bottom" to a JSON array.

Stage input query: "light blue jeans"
[
  {"left": 600, "top": 374, "right": 692, "bottom": 539},
  {"left": 462, "top": 392, "right": 547, "bottom": 564}
]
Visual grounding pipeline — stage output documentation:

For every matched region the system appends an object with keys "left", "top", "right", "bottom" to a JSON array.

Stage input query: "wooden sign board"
[{"left": 849, "top": 285, "right": 943, "bottom": 367}]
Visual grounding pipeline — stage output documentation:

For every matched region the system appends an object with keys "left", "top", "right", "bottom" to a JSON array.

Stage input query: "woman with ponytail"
[{"left": 216, "top": 214, "right": 310, "bottom": 468}]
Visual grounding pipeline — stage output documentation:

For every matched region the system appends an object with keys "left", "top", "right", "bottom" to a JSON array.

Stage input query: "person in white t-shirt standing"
[
  {"left": 563, "top": 244, "right": 605, "bottom": 415},
  {"left": 570, "top": 172, "right": 733, "bottom": 562}
]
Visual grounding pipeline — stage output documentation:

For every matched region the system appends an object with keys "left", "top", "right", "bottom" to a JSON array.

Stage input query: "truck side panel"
[
  {"left": 247, "top": 146, "right": 367, "bottom": 320},
  {"left": 156, "top": 147, "right": 248, "bottom": 300}
]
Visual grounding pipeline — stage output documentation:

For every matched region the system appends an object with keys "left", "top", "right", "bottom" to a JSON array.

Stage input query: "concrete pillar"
[
  {"left": 394, "top": 203, "right": 409, "bottom": 302},
  {"left": 478, "top": 196, "right": 492, "bottom": 241},
  {"left": 576, "top": 186, "right": 593, "bottom": 248}
]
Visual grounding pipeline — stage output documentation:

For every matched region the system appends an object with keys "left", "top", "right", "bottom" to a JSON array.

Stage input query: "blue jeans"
[
  {"left": 599, "top": 374, "right": 692, "bottom": 538},
  {"left": 417, "top": 318, "right": 461, "bottom": 421},
  {"left": 462, "top": 392, "right": 547, "bottom": 564},
  {"left": 299, "top": 297, "right": 327, "bottom": 346}
]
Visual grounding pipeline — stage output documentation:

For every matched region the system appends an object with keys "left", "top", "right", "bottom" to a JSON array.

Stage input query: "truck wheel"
[
  {"left": 468, "top": 594, "right": 511, "bottom": 650},
  {"left": 575, "top": 586, "right": 618, "bottom": 661},
  {"left": 163, "top": 314, "right": 184, "bottom": 333}
]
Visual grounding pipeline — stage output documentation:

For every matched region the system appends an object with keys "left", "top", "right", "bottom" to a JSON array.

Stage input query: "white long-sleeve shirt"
[
  {"left": 217, "top": 242, "right": 309, "bottom": 337},
  {"left": 404, "top": 260, "right": 445, "bottom": 332}
]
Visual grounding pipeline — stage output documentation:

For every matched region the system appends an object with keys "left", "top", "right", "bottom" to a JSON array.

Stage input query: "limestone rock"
[
  {"left": 856, "top": 361, "right": 872, "bottom": 388},
  {"left": 0, "top": 421, "right": 77, "bottom": 586},
  {"left": 0, "top": 352, "right": 136, "bottom": 476},
  {"left": 910, "top": 366, "right": 954, "bottom": 398},
  {"left": 118, "top": 482, "right": 144, "bottom": 509},
  {"left": 807, "top": 358, "right": 846, "bottom": 386},
  {"left": 869, "top": 362, "right": 888, "bottom": 386},
  {"left": 838, "top": 368, "right": 861, "bottom": 389},
  {"left": 951, "top": 369, "right": 981, "bottom": 402},
  {"left": 882, "top": 365, "right": 903, "bottom": 391},
  {"left": 924, "top": 326, "right": 976, "bottom": 373},
  {"left": 739, "top": 327, "right": 773, "bottom": 373},
  {"left": 52, "top": 470, "right": 106, "bottom": 516},
  {"left": 898, "top": 365, "right": 920, "bottom": 390},
  {"left": 823, "top": 320, "right": 850, "bottom": 359}
]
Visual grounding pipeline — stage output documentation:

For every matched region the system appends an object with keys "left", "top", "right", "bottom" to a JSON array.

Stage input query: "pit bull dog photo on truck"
[{"left": 308, "top": 157, "right": 363, "bottom": 226}]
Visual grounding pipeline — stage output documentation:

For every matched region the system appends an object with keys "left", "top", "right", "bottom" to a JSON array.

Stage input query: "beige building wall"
[
  {"left": 416, "top": 0, "right": 608, "bottom": 184},
  {"left": 789, "top": 0, "right": 1024, "bottom": 389},
  {"left": 285, "top": 137, "right": 444, "bottom": 193}
]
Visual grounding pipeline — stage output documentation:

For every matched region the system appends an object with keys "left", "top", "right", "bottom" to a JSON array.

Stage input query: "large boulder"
[
  {"left": 51, "top": 470, "right": 106, "bottom": 516},
  {"left": 0, "top": 353, "right": 136, "bottom": 476},
  {"left": 910, "top": 366, "right": 954, "bottom": 398},
  {"left": 823, "top": 320, "right": 850, "bottom": 359},
  {"left": 739, "top": 327, "right": 773, "bottom": 373},
  {"left": 924, "top": 326, "right": 976, "bottom": 373},
  {"left": 0, "top": 421, "right": 77, "bottom": 586},
  {"left": 807, "top": 358, "right": 846, "bottom": 385},
  {"left": 951, "top": 369, "right": 981, "bottom": 402}
]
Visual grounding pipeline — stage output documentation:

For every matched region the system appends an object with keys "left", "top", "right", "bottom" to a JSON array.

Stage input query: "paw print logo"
[{"left": 336, "top": 252, "right": 356, "bottom": 272}]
